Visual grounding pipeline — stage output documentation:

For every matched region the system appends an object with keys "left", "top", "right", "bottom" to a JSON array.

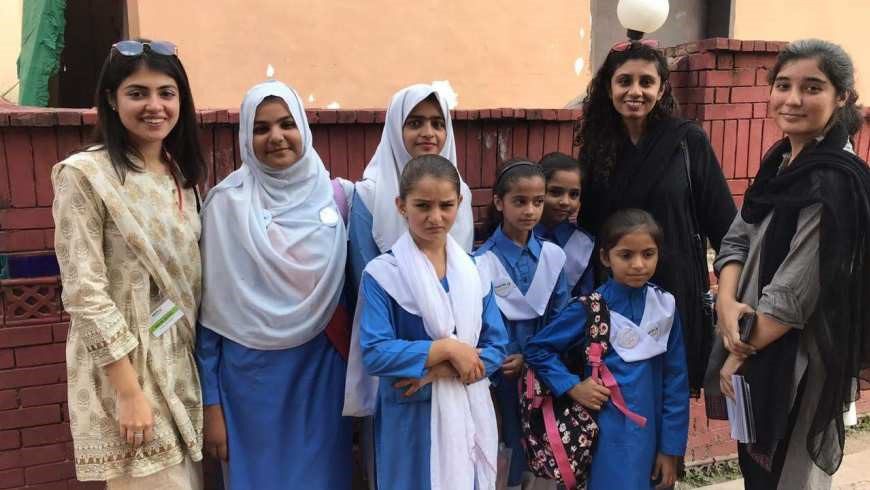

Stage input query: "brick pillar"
[{"left": 666, "top": 38, "right": 788, "bottom": 208}]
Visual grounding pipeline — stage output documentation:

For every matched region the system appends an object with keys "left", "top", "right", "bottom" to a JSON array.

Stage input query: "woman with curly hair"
[{"left": 576, "top": 41, "right": 736, "bottom": 395}]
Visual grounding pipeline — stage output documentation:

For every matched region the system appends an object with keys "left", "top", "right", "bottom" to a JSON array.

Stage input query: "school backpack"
[{"left": 519, "top": 291, "right": 644, "bottom": 490}]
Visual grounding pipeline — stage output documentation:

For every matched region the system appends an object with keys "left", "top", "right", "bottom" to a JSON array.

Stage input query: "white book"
[{"left": 726, "top": 374, "right": 756, "bottom": 444}]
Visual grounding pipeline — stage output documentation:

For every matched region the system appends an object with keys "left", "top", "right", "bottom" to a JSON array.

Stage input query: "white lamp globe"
[{"left": 617, "top": 0, "right": 669, "bottom": 39}]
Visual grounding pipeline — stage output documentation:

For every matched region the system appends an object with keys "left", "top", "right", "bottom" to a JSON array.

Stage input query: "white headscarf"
[
  {"left": 198, "top": 80, "right": 347, "bottom": 350},
  {"left": 355, "top": 84, "right": 475, "bottom": 253}
]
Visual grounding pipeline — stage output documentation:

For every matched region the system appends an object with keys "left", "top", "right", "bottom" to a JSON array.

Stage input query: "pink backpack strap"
[
  {"left": 583, "top": 293, "right": 647, "bottom": 428},
  {"left": 587, "top": 343, "right": 646, "bottom": 427},
  {"left": 331, "top": 178, "right": 349, "bottom": 225},
  {"left": 542, "top": 396, "right": 578, "bottom": 489}
]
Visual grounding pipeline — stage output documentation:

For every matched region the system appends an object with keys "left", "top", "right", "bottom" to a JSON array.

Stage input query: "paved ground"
[{"left": 699, "top": 431, "right": 870, "bottom": 489}]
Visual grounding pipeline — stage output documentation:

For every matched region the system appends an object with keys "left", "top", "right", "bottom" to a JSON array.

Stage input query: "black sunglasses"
[{"left": 112, "top": 40, "right": 178, "bottom": 57}]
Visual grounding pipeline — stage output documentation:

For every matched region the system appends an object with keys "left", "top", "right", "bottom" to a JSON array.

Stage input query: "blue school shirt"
[
  {"left": 359, "top": 266, "right": 509, "bottom": 490},
  {"left": 475, "top": 226, "right": 570, "bottom": 485},
  {"left": 524, "top": 279, "right": 689, "bottom": 490},
  {"left": 534, "top": 221, "right": 595, "bottom": 297},
  {"left": 474, "top": 226, "right": 570, "bottom": 355}
]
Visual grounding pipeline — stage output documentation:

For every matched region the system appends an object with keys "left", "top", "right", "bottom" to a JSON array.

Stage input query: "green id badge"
[{"left": 149, "top": 298, "right": 183, "bottom": 337}]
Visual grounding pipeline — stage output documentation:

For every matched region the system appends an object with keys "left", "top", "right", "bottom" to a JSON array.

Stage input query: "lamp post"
[{"left": 617, "top": 0, "right": 669, "bottom": 41}]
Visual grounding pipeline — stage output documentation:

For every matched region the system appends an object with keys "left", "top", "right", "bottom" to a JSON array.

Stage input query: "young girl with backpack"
[{"left": 525, "top": 208, "right": 689, "bottom": 489}]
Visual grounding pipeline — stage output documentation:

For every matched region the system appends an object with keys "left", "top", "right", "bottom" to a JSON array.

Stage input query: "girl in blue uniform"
[
  {"left": 474, "top": 160, "right": 569, "bottom": 490},
  {"left": 525, "top": 208, "right": 689, "bottom": 490},
  {"left": 343, "top": 84, "right": 477, "bottom": 489},
  {"left": 347, "top": 84, "right": 475, "bottom": 292},
  {"left": 349, "top": 154, "right": 508, "bottom": 490},
  {"left": 534, "top": 152, "right": 595, "bottom": 297},
  {"left": 196, "top": 80, "right": 353, "bottom": 489}
]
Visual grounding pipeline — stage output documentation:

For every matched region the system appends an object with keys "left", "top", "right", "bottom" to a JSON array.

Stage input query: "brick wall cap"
[
  {"left": 671, "top": 37, "right": 788, "bottom": 54},
  {"left": 0, "top": 106, "right": 584, "bottom": 125},
  {"left": 0, "top": 276, "right": 61, "bottom": 288}
]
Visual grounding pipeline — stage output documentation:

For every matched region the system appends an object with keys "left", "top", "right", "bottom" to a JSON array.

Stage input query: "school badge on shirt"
[{"left": 319, "top": 207, "right": 339, "bottom": 227}]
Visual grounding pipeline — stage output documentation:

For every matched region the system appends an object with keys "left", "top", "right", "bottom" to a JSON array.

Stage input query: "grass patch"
[
  {"left": 677, "top": 459, "right": 742, "bottom": 488},
  {"left": 846, "top": 414, "right": 870, "bottom": 434}
]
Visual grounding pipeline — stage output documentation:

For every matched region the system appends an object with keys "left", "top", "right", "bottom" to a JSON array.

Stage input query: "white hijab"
[
  {"left": 198, "top": 80, "right": 347, "bottom": 350},
  {"left": 355, "top": 84, "right": 475, "bottom": 253}
]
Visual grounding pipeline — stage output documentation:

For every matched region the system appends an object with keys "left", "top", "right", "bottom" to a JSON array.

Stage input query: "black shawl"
[
  {"left": 740, "top": 121, "right": 870, "bottom": 474},
  {"left": 579, "top": 117, "right": 736, "bottom": 394}
]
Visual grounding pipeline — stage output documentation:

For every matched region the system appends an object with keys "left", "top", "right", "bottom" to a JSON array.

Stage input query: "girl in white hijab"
[
  {"left": 196, "top": 80, "right": 353, "bottom": 489},
  {"left": 348, "top": 84, "right": 475, "bottom": 291},
  {"left": 350, "top": 154, "right": 507, "bottom": 490}
]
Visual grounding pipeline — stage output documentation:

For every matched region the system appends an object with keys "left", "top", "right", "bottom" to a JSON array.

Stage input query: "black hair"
[
  {"left": 598, "top": 208, "right": 664, "bottom": 255},
  {"left": 768, "top": 39, "right": 863, "bottom": 136},
  {"left": 484, "top": 159, "right": 545, "bottom": 236},
  {"left": 405, "top": 93, "right": 445, "bottom": 121},
  {"left": 575, "top": 43, "right": 677, "bottom": 183},
  {"left": 88, "top": 38, "right": 206, "bottom": 188},
  {"left": 540, "top": 151, "right": 584, "bottom": 182},
  {"left": 398, "top": 154, "right": 460, "bottom": 199}
]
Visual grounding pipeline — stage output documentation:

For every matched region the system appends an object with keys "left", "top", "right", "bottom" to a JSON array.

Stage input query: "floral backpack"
[{"left": 519, "top": 292, "right": 646, "bottom": 490}]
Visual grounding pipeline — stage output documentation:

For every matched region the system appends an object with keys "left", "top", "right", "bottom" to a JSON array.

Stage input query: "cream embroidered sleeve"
[{"left": 52, "top": 165, "right": 138, "bottom": 366}]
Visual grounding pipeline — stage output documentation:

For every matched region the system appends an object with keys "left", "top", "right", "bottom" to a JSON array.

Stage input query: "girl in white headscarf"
[
  {"left": 351, "top": 154, "right": 507, "bottom": 490},
  {"left": 348, "top": 84, "right": 475, "bottom": 292},
  {"left": 196, "top": 80, "right": 353, "bottom": 489}
]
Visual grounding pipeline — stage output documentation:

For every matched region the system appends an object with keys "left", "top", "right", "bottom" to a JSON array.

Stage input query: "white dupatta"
[{"left": 345, "top": 232, "right": 498, "bottom": 490}]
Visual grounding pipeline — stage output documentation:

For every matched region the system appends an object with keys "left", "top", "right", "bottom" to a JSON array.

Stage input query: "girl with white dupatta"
[
  {"left": 196, "top": 80, "right": 353, "bottom": 489},
  {"left": 354, "top": 154, "right": 508, "bottom": 490},
  {"left": 347, "top": 83, "right": 475, "bottom": 293}
]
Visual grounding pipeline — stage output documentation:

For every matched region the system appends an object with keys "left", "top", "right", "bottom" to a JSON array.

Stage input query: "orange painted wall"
[
  {"left": 127, "top": 0, "right": 592, "bottom": 110},
  {"left": 732, "top": 0, "right": 870, "bottom": 102}
]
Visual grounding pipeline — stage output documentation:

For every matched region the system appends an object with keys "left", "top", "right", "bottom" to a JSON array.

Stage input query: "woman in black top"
[{"left": 576, "top": 41, "right": 736, "bottom": 395}]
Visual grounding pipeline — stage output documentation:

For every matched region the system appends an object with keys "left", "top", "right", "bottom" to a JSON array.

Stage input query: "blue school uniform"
[
  {"left": 534, "top": 222, "right": 595, "bottom": 297},
  {"left": 524, "top": 279, "right": 689, "bottom": 490},
  {"left": 359, "top": 266, "right": 509, "bottom": 490},
  {"left": 348, "top": 191, "right": 384, "bottom": 293},
  {"left": 474, "top": 227, "right": 570, "bottom": 486},
  {"left": 196, "top": 315, "right": 353, "bottom": 489}
]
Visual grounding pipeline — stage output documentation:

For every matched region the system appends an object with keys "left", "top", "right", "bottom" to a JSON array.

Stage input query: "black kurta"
[{"left": 578, "top": 118, "right": 737, "bottom": 394}]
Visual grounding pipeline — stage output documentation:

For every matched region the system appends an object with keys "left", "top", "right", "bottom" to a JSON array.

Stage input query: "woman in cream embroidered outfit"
[{"left": 51, "top": 39, "right": 207, "bottom": 488}]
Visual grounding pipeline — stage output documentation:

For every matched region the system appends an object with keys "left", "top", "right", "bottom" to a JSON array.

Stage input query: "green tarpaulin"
[{"left": 16, "top": 0, "right": 66, "bottom": 107}]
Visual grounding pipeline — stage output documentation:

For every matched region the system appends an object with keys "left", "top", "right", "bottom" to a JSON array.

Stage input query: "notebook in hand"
[{"left": 726, "top": 374, "right": 756, "bottom": 444}]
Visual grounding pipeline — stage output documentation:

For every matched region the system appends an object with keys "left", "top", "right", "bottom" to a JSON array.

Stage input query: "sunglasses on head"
[
  {"left": 111, "top": 40, "right": 178, "bottom": 57},
  {"left": 610, "top": 39, "right": 659, "bottom": 52}
]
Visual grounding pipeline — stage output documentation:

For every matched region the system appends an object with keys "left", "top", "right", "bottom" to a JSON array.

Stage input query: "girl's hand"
[
  {"left": 719, "top": 353, "right": 745, "bottom": 400},
  {"left": 716, "top": 297, "right": 756, "bottom": 357},
  {"left": 203, "top": 405, "right": 229, "bottom": 461},
  {"left": 394, "top": 362, "right": 459, "bottom": 397},
  {"left": 446, "top": 340, "right": 485, "bottom": 384},
  {"left": 652, "top": 453, "right": 678, "bottom": 489},
  {"left": 501, "top": 354, "right": 524, "bottom": 379},
  {"left": 567, "top": 378, "right": 610, "bottom": 410},
  {"left": 116, "top": 388, "right": 154, "bottom": 451}
]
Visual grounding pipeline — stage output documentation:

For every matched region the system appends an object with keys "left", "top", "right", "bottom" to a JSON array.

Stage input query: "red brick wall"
[
  {"left": 0, "top": 107, "right": 579, "bottom": 255},
  {"left": 2, "top": 38, "right": 870, "bottom": 487}
]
